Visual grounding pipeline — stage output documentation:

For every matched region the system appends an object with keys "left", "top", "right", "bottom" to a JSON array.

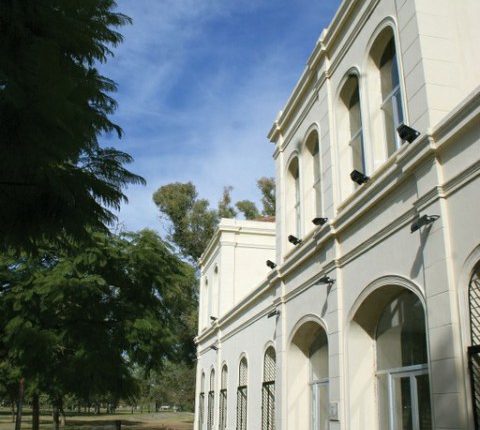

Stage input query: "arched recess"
[
  {"left": 337, "top": 69, "right": 365, "bottom": 200},
  {"left": 301, "top": 126, "right": 322, "bottom": 232},
  {"left": 347, "top": 279, "right": 432, "bottom": 430},
  {"left": 286, "top": 155, "right": 301, "bottom": 244},
  {"left": 365, "top": 21, "right": 406, "bottom": 169},
  {"left": 287, "top": 317, "right": 329, "bottom": 430}
]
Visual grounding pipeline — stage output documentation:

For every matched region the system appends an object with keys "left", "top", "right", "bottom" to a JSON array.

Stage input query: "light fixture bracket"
[
  {"left": 312, "top": 217, "right": 328, "bottom": 226},
  {"left": 410, "top": 214, "right": 439, "bottom": 233}
]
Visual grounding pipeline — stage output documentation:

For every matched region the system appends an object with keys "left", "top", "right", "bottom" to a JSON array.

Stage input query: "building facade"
[{"left": 194, "top": 0, "right": 480, "bottom": 429}]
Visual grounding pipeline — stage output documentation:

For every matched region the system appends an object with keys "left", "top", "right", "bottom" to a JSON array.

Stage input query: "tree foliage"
[
  {"left": 0, "top": 229, "right": 196, "bottom": 411},
  {"left": 0, "top": 0, "right": 144, "bottom": 251},
  {"left": 153, "top": 178, "right": 276, "bottom": 262},
  {"left": 217, "top": 186, "right": 237, "bottom": 219},
  {"left": 152, "top": 183, "right": 218, "bottom": 263},
  {"left": 257, "top": 177, "right": 276, "bottom": 217},
  {"left": 235, "top": 200, "right": 260, "bottom": 220}
]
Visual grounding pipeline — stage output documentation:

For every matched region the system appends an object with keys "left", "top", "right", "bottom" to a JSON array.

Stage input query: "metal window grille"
[
  {"left": 219, "top": 365, "right": 228, "bottom": 429},
  {"left": 207, "top": 370, "right": 215, "bottom": 430},
  {"left": 219, "top": 389, "right": 227, "bottom": 429},
  {"left": 207, "top": 391, "right": 214, "bottom": 430},
  {"left": 236, "top": 386, "right": 247, "bottom": 430},
  {"left": 469, "top": 267, "right": 480, "bottom": 428},
  {"left": 199, "top": 392, "right": 205, "bottom": 429},
  {"left": 262, "top": 347, "right": 276, "bottom": 430},
  {"left": 236, "top": 358, "right": 248, "bottom": 430},
  {"left": 262, "top": 382, "right": 275, "bottom": 430}
]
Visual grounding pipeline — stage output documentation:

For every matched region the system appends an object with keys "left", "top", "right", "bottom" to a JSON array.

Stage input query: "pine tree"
[{"left": 0, "top": 0, "right": 144, "bottom": 251}]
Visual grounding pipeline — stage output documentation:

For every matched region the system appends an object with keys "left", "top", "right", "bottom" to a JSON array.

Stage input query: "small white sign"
[{"left": 329, "top": 402, "right": 339, "bottom": 421}]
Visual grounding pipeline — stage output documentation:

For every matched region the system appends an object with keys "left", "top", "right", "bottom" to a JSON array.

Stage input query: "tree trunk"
[
  {"left": 52, "top": 403, "right": 59, "bottom": 430},
  {"left": 59, "top": 398, "right": 66, "bottom": 426},
  {"left": 11, "top": 401, "right": 16, "bottom": 423},
  {"left": 15, "top": 378, "right": 25, "bottom": 430},
  {"left": 32, "top": 393, "right": 40, "bottom": 430}
]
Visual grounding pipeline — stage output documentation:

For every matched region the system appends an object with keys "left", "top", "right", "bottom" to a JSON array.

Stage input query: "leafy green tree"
[
  {"left": 0, "top": 0, "right": 143, "bottom": 251},
  {"left": 153, "top": 182, "right": 218, "bottom": 263},
  {"left": 218, "top": 186, "right": 237, "bottom": 218},
  {"left": 257, "top": 176, "right": 276, "bottom": 216},
  {"left": 153, "top": 178, "right": 276, "bottom": 262},
  {"left": 139, "top": 361, "right": 196, "bottom": 412},
  {"left": 236, "top": 200, "right": 260, "bottom": 220},
  {"left": 0, "top": 229, "right": 196, "bottom": 429}
]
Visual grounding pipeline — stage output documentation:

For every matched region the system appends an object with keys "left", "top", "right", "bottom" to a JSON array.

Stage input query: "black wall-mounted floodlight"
[
  {"left": 350, "top": 170, "right": 369, "bottom": 185},
  {"left": 267, "top": 309, "right": 280, "bottom": 318},
  {"left": 288, "top": 235, "right": 302, "bottom": 245},
  {"left": 210, "top": 345, "right": 218, "bottom": 351},
  {"left": 266, "top": 260, "right": 277, "bottom": 269},
  {"left": 397, "top": 124, "right": 420, "bottom": 143},
  {"left": 312, "top": 217, "right": 328, "bottom": 226},
  {"left": 210, "top": 316, "right": 218, "bottom": 322},
  {"left": 318, "top": 275, "right": 335, "bottom": 285},
  {"left": 410, "top": 214, "right": 439, "bottom": 233}
]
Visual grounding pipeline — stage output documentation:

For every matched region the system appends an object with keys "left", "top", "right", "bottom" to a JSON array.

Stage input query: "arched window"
[
  {"left": 219, "top": 365, "right": 228, "bottom": 429},
  {"left": 379, "top": 37, "right": 404, "bottom": 155},
  {"left": 288, "top": 321, "right": 329, "bottom": 430},
  {"left": 207, "top": 369, "right": 215, "bottom": 430},
  {"left": 375, "top": 291, "right": 431, "bottom": 429},
  {"left": 338, "top": 74, "right": 365, "bottom": 198},
  {"left": 286, "top": 157, "right": 301, "bottom": 241},
  {"left": 368, "top": 27, "right": 405, "bottom": 164},
  {"left": 303, "top": 131, "right": 322, "bottom": 229},
  {"left": 262, "top": 347, "right": 276, "bottom": 430},
  {"left": 468, "top": 264, "right": 480, "bottom": 427},
  {"left": 236, "top": 357, "right": 248, "bottom": 430},
  {"left": 204, "top": 277, "right": 210, "bottom": 329},
  {"left": 199, "top": 372, "right": 205, "bottom": 430}
]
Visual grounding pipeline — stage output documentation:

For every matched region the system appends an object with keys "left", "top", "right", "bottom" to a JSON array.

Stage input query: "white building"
[{"left": 194, "top": 0, "right": 480, "bottom": 429}]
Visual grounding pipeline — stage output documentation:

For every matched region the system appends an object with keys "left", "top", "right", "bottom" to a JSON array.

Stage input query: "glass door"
[
  {"left": 311, "top": 380, "right": 329, "bottom": 430},
  {"left": 386, "top": 367, "right": 432, "bottom": 430}
]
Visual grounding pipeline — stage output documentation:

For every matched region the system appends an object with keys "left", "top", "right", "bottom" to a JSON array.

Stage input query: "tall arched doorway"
[
  {"left": 288, "top": 319, "right": 329, "bottom": 430},
  {"left": 349, "top": 285, "right": 432, "bottom": 429}
]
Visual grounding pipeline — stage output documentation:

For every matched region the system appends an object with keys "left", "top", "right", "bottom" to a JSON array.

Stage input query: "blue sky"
[{"left": 101, "top": 0, "right": 341, "bottom": 232}]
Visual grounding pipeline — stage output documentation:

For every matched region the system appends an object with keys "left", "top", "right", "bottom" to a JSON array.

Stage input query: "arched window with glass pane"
[
  {"left": 376, "top": 290, "right": 432, "bottom": 430},
  {"left": 303, "top": 131, "right": 321, "bottom": 229},
  {"left": 379, "top": 36, "right": 404, "bottom": 155},
  {"left": 338, "top": 74, "right": 365, "bottom": 198},
  {"left": 286, "top": 157, "right": 301, "bottom": 242},
  {"left": 236, "top": 357, "right": 248, "bottom": 430},
  {"left": 262, "top": 347, "right": 276, "bottom": 430},
  {"left": 199, "top": 372, "right": 205, "bottom": 430},
  {"left": 367, "top": 26, "right": 406, "bottom": 169},
  {"left": 207, "top": 369, "right": 215, "bottom": 430},
  {"left": 219, "top": 365, "right": 228, "bottom": 430}
]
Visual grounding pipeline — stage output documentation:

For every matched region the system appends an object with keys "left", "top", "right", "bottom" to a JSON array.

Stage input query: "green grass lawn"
[{"left": 0, "top": 410, "right": 193, "bottom": 430}]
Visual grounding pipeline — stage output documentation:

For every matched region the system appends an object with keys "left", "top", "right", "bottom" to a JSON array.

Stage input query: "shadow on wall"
[{"left": 410, "top": 222, "right": 434, "bottom": 278}]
